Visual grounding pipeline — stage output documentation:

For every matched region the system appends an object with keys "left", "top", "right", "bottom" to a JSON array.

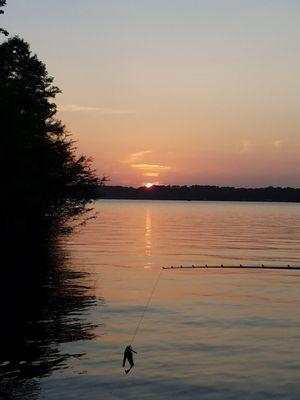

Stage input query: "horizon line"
[{"left": 102, "top": 184, "right": 300, "bottom": 190}]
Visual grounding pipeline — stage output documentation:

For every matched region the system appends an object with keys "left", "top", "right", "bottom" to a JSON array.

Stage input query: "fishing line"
[{"left": 130, "top": 267, "right": 164, "bottom": 345}]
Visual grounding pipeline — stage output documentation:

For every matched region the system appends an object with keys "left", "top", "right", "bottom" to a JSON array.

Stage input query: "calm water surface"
[{"left": 1, "top": 200, "right": 300, "bottom": 400}]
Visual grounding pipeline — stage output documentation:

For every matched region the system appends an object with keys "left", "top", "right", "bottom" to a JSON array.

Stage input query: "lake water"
[{"left": 1, "top": 200, "right": 300, "bottom": 400}]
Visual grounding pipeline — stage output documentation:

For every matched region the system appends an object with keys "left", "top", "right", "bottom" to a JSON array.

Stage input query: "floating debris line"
[{"left": 163, "top": 264, "right": 300, "bottom": 271}]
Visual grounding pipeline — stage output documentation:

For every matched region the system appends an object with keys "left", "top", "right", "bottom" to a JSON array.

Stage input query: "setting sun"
[{"left": 145, "top": 183, "right": 153, "bottom": 188}]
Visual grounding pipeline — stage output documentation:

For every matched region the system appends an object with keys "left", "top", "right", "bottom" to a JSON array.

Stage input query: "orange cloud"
[
  {"left": 131, "top": 163, "right": 170, "bottom": 171},
  {"left": 121, "top": 151, "right": 171, "bottom": 183},
  {"left": 239, "top": 140, "right": 252, "bottom": 154},
  {"left": 123, "top": 150, "right": 153, "bottom": 164},
  {"left": 273, "top": 139, "right": 284, "bottom": 148},
  {"left": 143, "top": 172, "right": 159, "bottom": 177}
]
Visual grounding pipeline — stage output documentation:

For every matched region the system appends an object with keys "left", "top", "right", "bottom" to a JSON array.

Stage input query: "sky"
[{"left": 3, "top": 0, "right": 300, "bottom": 187}]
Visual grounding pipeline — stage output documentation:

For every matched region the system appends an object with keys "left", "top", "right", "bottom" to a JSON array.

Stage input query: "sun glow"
[{"left": 145, "top": 182, "right": 153, "bottom": 188}]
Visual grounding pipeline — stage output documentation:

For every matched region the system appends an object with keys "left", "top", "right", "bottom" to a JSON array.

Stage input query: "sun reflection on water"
[{"left": 144, "top": 208, "right": 152, "bottom": 268}]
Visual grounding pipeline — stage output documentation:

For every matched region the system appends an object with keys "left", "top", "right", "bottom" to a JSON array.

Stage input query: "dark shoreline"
[
  {"left": 98, "top": 198, "right": 300, "bottom": 203},
  {"left": 98, "top": 185, "right": 300, "bottom": 203}
]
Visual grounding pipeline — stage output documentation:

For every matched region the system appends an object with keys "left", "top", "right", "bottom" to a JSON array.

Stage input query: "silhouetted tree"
[
  {"left": 0, "top": 0, "right": 9, "bottom": 36},
  {"left": 0, "top": 37, "right": 103, "bottom": 234}
]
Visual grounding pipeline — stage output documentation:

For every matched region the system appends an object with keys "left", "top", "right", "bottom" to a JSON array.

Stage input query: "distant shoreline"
[
  {"left": 94, "top": 197, "right": 300, "bottom": 204},
  {"left": 98, "top": 185, "right": 300, "bottom": 203}
]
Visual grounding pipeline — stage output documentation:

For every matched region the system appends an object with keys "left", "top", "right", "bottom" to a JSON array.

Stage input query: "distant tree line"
[{"left": 99, "top": 185, "right": 300, "bottom": 202}]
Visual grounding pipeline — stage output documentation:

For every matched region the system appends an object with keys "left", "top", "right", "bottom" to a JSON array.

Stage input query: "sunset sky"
[{"left": 5, "top": 0, "right": 300, "bottom": 187}]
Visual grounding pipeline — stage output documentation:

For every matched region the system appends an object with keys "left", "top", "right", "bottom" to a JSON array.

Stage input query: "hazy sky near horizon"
[{"left": 4, "top": 0, "right": 300, "bottom": 187}]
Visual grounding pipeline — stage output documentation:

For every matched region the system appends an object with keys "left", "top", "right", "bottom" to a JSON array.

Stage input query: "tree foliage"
[
  {"left": 0, "top": 0, "right": 9, "bottom": 36},
  {"left": 0, "top": 37, "right": 103, "bottom": 233},
  {"left": 0, "top": 0, "right": 5, "bottom": 13}
]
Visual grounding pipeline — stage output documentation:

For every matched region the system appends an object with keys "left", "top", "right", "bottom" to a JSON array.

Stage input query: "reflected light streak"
[{"left": 144, "top": 208, "right": 152, "bottom": 267}]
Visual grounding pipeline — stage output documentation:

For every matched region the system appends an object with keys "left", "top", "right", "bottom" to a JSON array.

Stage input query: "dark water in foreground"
[{"left": 1, "top": 200, "right": 300, "bottom": 399}]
